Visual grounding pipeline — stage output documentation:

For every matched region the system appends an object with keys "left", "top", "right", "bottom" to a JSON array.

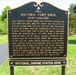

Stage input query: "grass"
[
  {"left": 0, "top": 36, "right": 76, "bottom": 75},
  {"left": 0, "top": 35, "right": 8, "bottom": 44}
]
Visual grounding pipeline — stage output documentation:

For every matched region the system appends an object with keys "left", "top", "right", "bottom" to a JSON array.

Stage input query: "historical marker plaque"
[{"left": 8, "top": 2, "right": 68, "bottom": 66}]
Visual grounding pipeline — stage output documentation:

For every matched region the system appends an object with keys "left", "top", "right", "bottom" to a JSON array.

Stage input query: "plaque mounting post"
[
  {"left": 62, "top": 66, "right": 65, "bottom": 75},
  {"left": 10, "top": 66, "right": 14, "bottom": 75}
]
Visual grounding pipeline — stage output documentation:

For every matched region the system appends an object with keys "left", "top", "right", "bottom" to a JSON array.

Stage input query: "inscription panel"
[
  {"left": 11, "top": 20, "right": 65, "bottom": 57},
  {"left": 8, "top": 2, "right": 68, "bottom": 65}
]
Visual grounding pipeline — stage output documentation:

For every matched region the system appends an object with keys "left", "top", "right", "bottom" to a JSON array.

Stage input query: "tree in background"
[
  {"left": 0, "top": 6, "right": 11, "bottom": 34},
  {"left": 73, "top": 5, "right": 76, "bottom": 32},
  {"left": 69, "top": 3, "right": 75, "bottom": 14},
  {"left": 73, "top": 4, "right": 76, "bottom": 13},
  {"left": 69, "top": 3, "right": 76, "bottom": 34},
  {"left": 1, "top": 6, "right": 11, "bottom": 21}
]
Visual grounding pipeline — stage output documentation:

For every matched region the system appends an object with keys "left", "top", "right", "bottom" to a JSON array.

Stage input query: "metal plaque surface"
[{"left": 8, "top": 2, "right": 68, "bottom": 66}]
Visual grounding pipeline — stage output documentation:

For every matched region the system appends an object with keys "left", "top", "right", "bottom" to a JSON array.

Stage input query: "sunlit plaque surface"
[{"left": 8, "top": 2, "right": 68, "bottom": 66}]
